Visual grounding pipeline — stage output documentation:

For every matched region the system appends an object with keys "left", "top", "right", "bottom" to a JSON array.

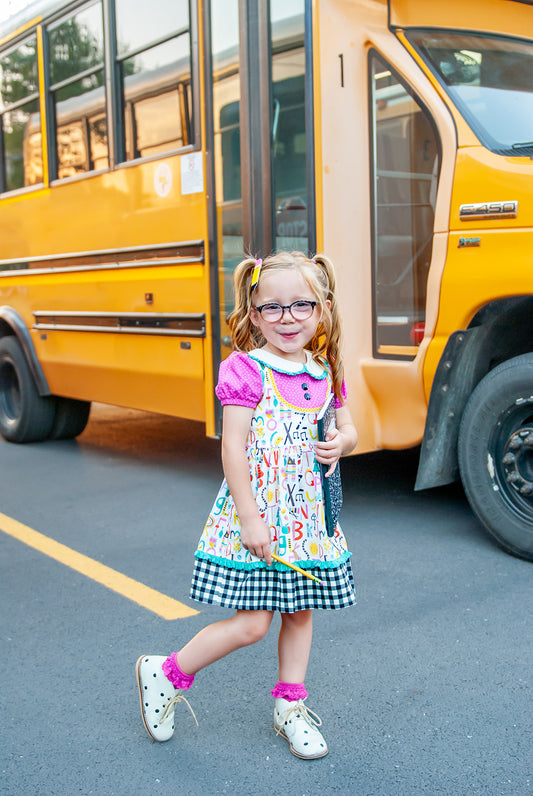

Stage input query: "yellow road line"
[{"left": 0, "top": 512, "right": 199, "bottom": 620}]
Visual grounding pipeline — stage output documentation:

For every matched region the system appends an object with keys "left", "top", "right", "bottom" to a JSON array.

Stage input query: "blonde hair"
[{"left": 228, "top": 251, "right": 345, "bottom": 402}]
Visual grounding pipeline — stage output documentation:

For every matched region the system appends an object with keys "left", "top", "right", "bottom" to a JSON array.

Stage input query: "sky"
[{"left": 0, "top": 0, "right": 34, "bottom": 24}]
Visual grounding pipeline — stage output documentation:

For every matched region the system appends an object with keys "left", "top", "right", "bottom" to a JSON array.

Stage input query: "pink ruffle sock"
[
  {"left": 271, "top": 680, "right": 308, "bottom": 701},
  {"left": 162, "top": 653, "right": 195, "bottom": 690}
]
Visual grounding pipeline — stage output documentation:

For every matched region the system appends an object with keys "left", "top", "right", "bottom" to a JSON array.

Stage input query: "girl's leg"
[
  {"left": 273, "top": 610, "right": 328, "bottom": 759},
  {"left": 137, "top": 610, "right": 273, "bottom": 743},
  {"left": 177, "top": 609, "right": 274, "bottom": 674},
  {"left": 277, "top": 609, "right": 313, "bottom": 682}
]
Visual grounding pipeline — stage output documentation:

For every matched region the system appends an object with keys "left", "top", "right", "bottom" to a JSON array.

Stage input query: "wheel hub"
[{"left": 502, "top": 426, "right": 533, "bottom": 497}]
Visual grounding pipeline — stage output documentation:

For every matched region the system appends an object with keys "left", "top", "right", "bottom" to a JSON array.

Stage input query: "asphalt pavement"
[{"left": 0, "top": 405, "right": 531, "bottom": 795}]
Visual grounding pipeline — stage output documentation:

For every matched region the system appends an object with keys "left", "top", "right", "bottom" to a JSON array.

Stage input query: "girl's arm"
[
  {"left": 221, "top": 404, "right": 273, "bottom": 565},
  {"left": 314, "top": 405, "right": 358, "bottom": 477}
]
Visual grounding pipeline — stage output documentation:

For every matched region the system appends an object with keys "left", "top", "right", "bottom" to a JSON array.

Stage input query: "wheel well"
[
  {"left": 0, "top": 306, "right": 50, "bottom": 395},
  {"left": 415, "top": 295, "right": 533, "bottom": 490},
  {"left": 469, "top": 295, "right": 533, "bottom": 376},
  {"left": 0, "top": 319, "right": 15, "bottom": 337}
]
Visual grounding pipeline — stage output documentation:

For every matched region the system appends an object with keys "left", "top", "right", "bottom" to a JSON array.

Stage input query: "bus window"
[
  {"left": 116, "top": 0, "right": 192, "bottom": 162},
  {"left": 115, "top": 0, "right": 189, "bottom": 56},
  {"left": 218, "top": 100, "right": 241, "bottom": 205},
  {"left": 48, "top": 1, "right": 108, "bottom": 178},
  {"left": 407, "top": 31, "right": 533, "bottom": 156},
  {"left": 23, "top": 125, "right": 43, "bottom": 186},
  {"left": 370, "top": 52, "right": 440, "bottom": 356},
  {"left": 212, "top": 0, "right": 242, "bottom": 334},
  {"left": 54, "top": 77, "right": 106, "bottom": 177},
  {"left": 0, "top": 34, "right": 42, "bottom": 191},
  {"left": 123, "top": 38, "right": 191, "bottom": 160},
  {"left": 88, "top": 113, "right": 108, "bottom": 170},
  {"left": 271, "top": 1, "right": 307, "bottom": 252}
]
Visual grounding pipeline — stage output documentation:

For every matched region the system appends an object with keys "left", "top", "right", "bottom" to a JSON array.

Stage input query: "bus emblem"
[
  {"left": 458, "top": 237, "right": 481, "bottom": 248},
  {"left": 459, "top": 201, "right": 518, "bottom": 219}
]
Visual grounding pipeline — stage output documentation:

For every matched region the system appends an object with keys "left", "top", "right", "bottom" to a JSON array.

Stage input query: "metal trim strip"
[
  {"left": 33, "top": 310, "right": 205, "bottom": 319},
  {"left": 0, "top": 257, "right": 205, "bottom": 278},
  {"left": 0, "top": 239, "right": 204, "bottom": 268},
  {"left": 33, "top": 323, "right": 205, "bottom": 337},
  {"left": 33, "top": 310, "right": 206, "bottom": 337}
]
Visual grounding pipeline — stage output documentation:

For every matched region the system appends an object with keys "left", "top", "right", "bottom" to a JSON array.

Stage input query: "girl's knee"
[{"left": 235, "top": 611, "right": 273, "bottom": 645}]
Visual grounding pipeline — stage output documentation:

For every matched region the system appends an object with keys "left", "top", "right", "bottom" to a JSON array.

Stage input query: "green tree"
[
  {"left": 0, "top": 36, "right": 38, "bottom": 107},
  {"left": 49, "top": 16, "right": 104, "bottom": 96}
]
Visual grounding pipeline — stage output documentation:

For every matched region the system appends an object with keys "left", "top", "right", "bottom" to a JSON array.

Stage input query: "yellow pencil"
[{"left": 271, "top": 553, "right": 324, "bottom": 585}]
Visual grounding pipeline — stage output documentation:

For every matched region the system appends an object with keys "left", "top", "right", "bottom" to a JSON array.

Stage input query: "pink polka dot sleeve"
[
  {"left": 215, "top": 351, "right": 263, "bottom": 408},
  {"left": 334, "top": 380, "right": 348, "bottom": 408}
]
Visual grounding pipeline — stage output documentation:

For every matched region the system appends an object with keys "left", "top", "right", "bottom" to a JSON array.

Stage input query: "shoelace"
[
  {"left": 160, "top": 692, "right": 199, "bottom": 726},
  {"left": 275, "top": 700, "right": 322, "bottom": 735}
]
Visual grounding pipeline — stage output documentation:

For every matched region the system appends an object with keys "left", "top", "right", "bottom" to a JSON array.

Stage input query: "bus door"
[
  {"left": 207, "top": 0, "right": 314, "bottom": 431},
  {"left": 362, "top": 40, "right": 448, "bottom": 451}
]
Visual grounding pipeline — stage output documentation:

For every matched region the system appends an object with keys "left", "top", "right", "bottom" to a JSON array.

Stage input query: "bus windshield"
[{"left": 407, "top": 30, "right": 533, "bottom": 156}]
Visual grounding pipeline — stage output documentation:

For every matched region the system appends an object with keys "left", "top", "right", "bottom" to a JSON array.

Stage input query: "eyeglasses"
[{"left": 253, "top": 300, "right": 317, "bottom": 322}]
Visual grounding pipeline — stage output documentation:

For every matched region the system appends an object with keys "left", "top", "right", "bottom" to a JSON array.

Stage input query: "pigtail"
[
  {"left": 227, "top": 257, "right": 264, "bottom": 351},
  {"left": 310, "top": 254, "right": 345, "bottom": 403}
]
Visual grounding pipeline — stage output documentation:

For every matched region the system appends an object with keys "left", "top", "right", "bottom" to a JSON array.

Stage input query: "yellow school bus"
[{"left": 0, "top": 0, "right": 532, "bottom": 559}]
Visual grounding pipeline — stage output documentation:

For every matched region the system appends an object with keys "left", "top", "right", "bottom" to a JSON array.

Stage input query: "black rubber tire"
[
  {"left": 458, "top": 353, "right": 533, "bottom": 561},
  {"left": 0, "top": 336, "right": 57, "bottom": 443},
  {"left": 49, "top": 397, "right": 91, "bottom": 440}
]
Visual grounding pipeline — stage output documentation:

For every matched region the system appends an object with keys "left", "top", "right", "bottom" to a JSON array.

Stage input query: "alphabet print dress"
[{"left": 190, "top": 348, "right": 356, "bottom": 612}]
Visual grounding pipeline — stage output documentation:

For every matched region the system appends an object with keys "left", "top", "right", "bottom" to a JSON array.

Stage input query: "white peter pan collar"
[{"left": 248, "top": 348, "right": 327, "bottom": 378}]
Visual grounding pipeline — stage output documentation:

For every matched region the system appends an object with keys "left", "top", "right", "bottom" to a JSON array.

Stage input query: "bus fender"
[
  {"left": 415, "top": 295, "right": 533, "bottom": 491},
  {"left": 415, "top": 326, "right": 490, "bottom": 490},
  {"left": 0, "top": 306, "right": 51, "bottom": 396}
]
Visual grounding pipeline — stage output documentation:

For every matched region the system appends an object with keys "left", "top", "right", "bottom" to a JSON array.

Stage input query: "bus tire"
[
  {"left": 0, "top": 336, "right": 56, "bottom": 443},
  {"left": 458, "top": 353, "right": 533, "bottom": 561},
  {"left": 49, "top": 397, "right": 91, "bottom": 440}
]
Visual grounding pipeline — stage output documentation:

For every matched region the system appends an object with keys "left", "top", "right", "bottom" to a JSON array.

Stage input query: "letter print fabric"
[{"left": 194, "top": 357, "right": 352, "bottom": 573}]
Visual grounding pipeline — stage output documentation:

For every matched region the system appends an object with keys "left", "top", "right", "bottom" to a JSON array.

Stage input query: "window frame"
[
  {"left": 113, "top": 0, "right": 199, "bottom": 167},
  {"left": 0, "top": 32, "right": 43, "bottom": 195},
  {"left": 46, "top": 0, "right": 108, "bottom": 183},
  {"left": 368, "top": 47, "right": 442, "bottom": 360},
  {"left": 0, "top": 0, "right": 201, "bottom": 195}
]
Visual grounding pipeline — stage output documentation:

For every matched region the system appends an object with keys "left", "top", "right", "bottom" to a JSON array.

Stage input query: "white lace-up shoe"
[
  {"left": 136, "top": 655, "right": 197, "bottom": 742},
  {"left": 274, "top": 698, "right": 328, "bottom": 759}
]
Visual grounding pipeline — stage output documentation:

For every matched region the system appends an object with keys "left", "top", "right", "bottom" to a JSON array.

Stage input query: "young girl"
[{"left": 136, "top": 251, "right": 358, "bottom": 760}]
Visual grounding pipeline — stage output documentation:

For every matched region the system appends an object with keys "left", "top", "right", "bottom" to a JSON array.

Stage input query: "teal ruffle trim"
[{"left": 194, "top": 549, "right": 352, "bottom": 573}]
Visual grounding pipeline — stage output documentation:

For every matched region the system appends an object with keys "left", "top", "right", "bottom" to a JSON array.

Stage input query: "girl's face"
[{"left": 249, "top": 268, "right": 326, "bottom": 362}]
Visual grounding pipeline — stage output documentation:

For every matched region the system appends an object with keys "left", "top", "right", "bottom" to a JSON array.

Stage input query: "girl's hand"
[
  {"left": 315, "top": 405, "right": 358, "bottom": 476},
  {"left": 240, "top": 516, "right": 273, "bottom": 565},
  {"left": 315, "top": 427, "right": 344, "bottom": 477}
]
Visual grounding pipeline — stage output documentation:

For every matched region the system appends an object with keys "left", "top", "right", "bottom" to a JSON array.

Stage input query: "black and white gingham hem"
[{"left": 190, "top": 557, "right": 356, "bottom": 612}]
